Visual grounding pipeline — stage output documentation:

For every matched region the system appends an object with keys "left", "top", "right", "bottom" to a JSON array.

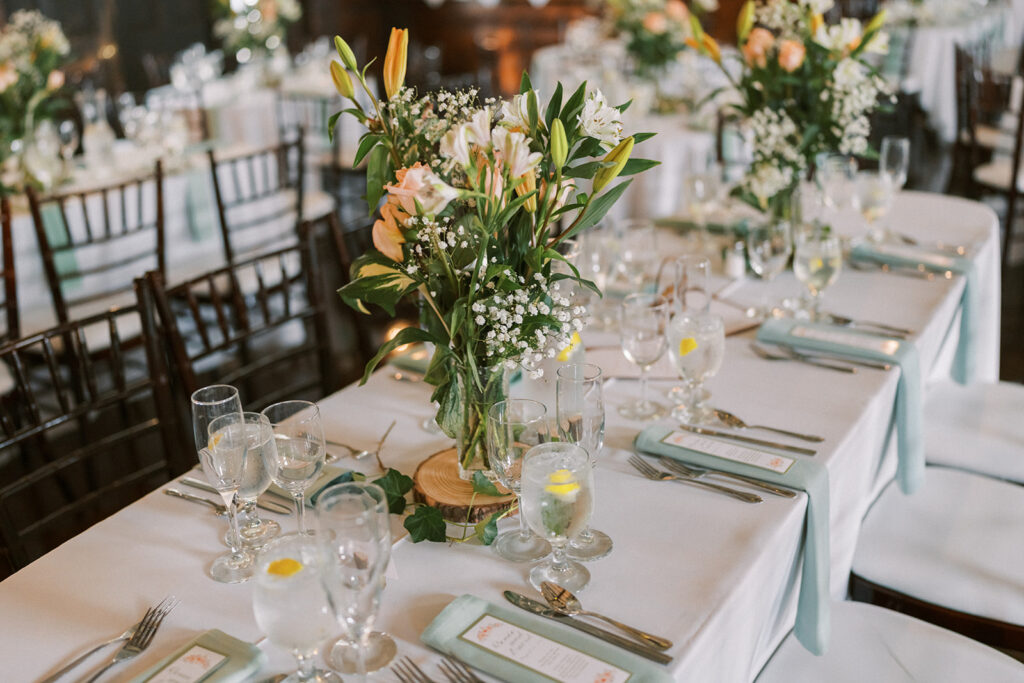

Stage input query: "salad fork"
[
  {"left": 659, "top": 457, "right": 797, "bottom": 498},
  {"left": 392, "top": 656, "right": 436, "bottom": 683},
  {"left": 627, "top": 455, "right": 762, "bottom": 503},
  {"left": 438, "top": 654, "right": 485, "bottom": 683},
  {"left": 84, "top": 597, "right": 179, "bottom": 682}
]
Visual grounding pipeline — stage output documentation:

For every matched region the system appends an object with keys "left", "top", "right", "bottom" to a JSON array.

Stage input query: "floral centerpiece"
[
  {"left": 212, "top": 0, "right": 301, "bottom": 59},
  {"left": 689, "top": 0, "right": 889, "bottom": 215},
  {"left": 604, "top": 0, "right": 695, "bottom": 79},
  {"left": 0, "top": 9, "right": 69, "bottom": 190},
  {"left": 329, "top": 28, "right": 656, "bottom": 481}
]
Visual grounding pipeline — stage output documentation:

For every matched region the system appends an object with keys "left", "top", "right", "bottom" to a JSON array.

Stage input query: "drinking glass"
[
  {"left": 793, "top": 228, "right": 843, "bottom": 319},
  {"left": 880, "top": 136, "right": 910, "bottom": 190},
  {"left": 612, "top": 219, "right": 658, "bottom": 294},
  {"left": 191, "top": 385, "right": 242, "bottom": 453},
  {"left": 262, "top": 401, "right": 327, "bottom": 536},
  {"left": 579, "top": 221, "right": 619, "bottom": 328},
  {"left": 317, "top": 482, "right": 394, "bottom": 680},
  {"left": 486, "top": 399, "right": 551, "bottom": 562},
  {"left": 222, "top": 412, "right": 280, "bottom": 548},
  {"left": 659, "top": 255, "right": 711, "bottom": 405},
  {"left": 57, "top": 119, "right": 78, "bottom": 170},
  {"left": 684, "top": 172, "right": 720, "bottom": 249},
  {"left": 618, "top": 294, "right": 669, "bottom": 420},
  {"left": 816, "top": 154, "right": 857, "bottom": 212},
  {"left": 522, "top": 442, "right": 594, "bottom": 592},
  {"left": 557, "top": 364, "right": 611, "bottom": 562},
  {"left": 745, "top": 217, "right": 792, "bottom": 318},
  {"left": 252, "top": 534, "right": 342, "bottom": 682},
  {"left": 203, "top": 411, "right": 276, "bottom": 583},
  {"left": 666, "top": 312, "right": 725, "bottom": 423},
  {"left": 855, "top": 170, "right": 896, "bottom": 243}
]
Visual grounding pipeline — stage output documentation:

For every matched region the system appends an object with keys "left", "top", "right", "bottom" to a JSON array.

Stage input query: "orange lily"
[{"left": 383, "top": 27, "right": 409, "bottom": 99}]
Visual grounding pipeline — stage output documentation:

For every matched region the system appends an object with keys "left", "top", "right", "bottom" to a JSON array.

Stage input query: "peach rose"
[
  {"left": 778, "top": 39, "right": 806, "bottom": 72},
  {"left": 642, "top": 12, "right": 668, "bottom": 34},
  {"left": 372, "top": 202, "right": 407, "bottom": 262},
  {"left": 665, "top": 0, "right": 689, "bottom": 22},
  {"left": 0, "top": 63, "right": 17, "bottom": 93},
  {"left": 742, "top": 28, "right": 775, "bottom": 68},
  {"left": 46, "top": 69, "right": 64, "bottom": 91},
  {"left": 386, "top": 162, "right": 459, "bottom": 216}
]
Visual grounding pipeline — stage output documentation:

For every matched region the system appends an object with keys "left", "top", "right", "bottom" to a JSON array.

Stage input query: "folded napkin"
[
  {"left": 758, "top": 318, "right": 924, "bottom": 495},
  {"left": 128, "top": 629, "right": 264, "bottom": 682},
  {"left": 851, "top": 242, "right": 978, "bottom": 384},
  {"left": 422, "top": 594, "right": 673, "bottom": 682},
  {"left": 634, "top": 425, "right": 830, "bottom": 656},
  {"left": 267, "top": 466, "right": 356, "bottom": 508}
]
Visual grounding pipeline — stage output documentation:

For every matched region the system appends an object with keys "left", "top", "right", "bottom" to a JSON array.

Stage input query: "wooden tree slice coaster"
[{"left": 412, "top": 448, "right": 515, "bottom": 523}]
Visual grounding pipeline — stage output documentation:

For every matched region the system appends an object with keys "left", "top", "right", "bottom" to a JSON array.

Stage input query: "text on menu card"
[
  {"left": 148, "top": 645, "right": 227, "bottom": 682},
  {"left": 661, "top": 432, "right": 795, "bottom": 474},
  {"left": 459, "top": 614, "right": 631, "bottom": 683},
  {"left": 790, "top": 326, "right": 900, "bottom": 356}
]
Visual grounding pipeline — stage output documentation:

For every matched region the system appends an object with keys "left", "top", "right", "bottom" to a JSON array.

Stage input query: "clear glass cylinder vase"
[{"left": 453, "top": 362, "right": 510, "bottom": 481}]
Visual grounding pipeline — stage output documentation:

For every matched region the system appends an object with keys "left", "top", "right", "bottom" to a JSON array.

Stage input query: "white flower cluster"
[
  {"left": 407, "top": 215, "right": 478, "bottom": 268},
  {"left": 744, "top": 108, "right": 804, "bottom": 201},
  {"left": 439, "top": 107, "right": 542, "bottom": 180},
  {"left": 0, "top": 10, "right": 69, "bottom": 68},
  {"left": 754, "top": 0, "right": 806, "bottom": 39},
  {"left": 472, "top": 276, "right": 586, "bottom": 373},
  {"left": 797, "top": 0, "right": 835, "bottom": 15},
  {"left": 578, "top": 90, "right": 624, "bottom": 150},
  {"left": 828, "top": 59, "right": 891, "bottom": 156},
  {"left": 214, "top": 0, "right": 301, "bottom": 50}
]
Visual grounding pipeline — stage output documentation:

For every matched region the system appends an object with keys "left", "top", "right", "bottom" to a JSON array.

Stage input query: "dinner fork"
[
  {"left": 659, "top": 457, "right": 797, "bottom": 498},
  {"left": 392, "top": 655, "right": 437, "bottom": 683},
  {"left": 438, "top": 654, "right": 485, "bottom": 683},
  {"left": 627, "top": 455, "right": 762, "bottom": 503},
  {"left": 84, "top": 596, "right": 179, "bottom": 682}
]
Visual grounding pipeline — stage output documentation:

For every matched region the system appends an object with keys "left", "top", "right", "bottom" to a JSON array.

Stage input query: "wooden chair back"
[
  {"left": 26, "top": 162, "right": 165, "bottom": 326},
  {"left": 0, "top": 198, "right": 19, "bottom": 343},
  {"left": 207, "top": 133, "right": 306, "bottom": 266},
  {"left": 145, "top": 224, "right": 337, "bottom": 414},
  {"left": 0, "top": 282, "right": 182, "bottom": 574},
  {"left": 276, "top": 91, "right": 341, "bottom": 173}
]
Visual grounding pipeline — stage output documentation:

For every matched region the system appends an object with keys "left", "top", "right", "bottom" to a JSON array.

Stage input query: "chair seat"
[
  {"left": 304, "top": 188, "right": 335, "bottom": 223},
  {"left": 974, "top": 158, "right": 1024, "bottom": 193},
  {"left": 756, "top": 601, "right": 1024, "bottom": 682},
  {"left": 926, "top": 380, "right": 1024, "bottom": 484},
  {"left": 852, "top": 468, "right": 1024, "bottom": 627},
  {"left": 976, "top": 124, "right": 1015, "bottom": 151}
]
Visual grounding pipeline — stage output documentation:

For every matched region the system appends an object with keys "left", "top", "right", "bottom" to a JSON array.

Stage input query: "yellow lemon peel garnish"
[
  {"left": 811, "top": 257, "right": 824, "bottom": 272},
  {"left": 267, "top": 558, "right": 304, "bottom": 577},
  {"left": 678, "top": 337, "right": 698, "bottom": 356},
  {"left": 549, "top": 469, "right": 574, "bottom": 484},
  {"left": 208, "top": 432, "right": 223, "bottom": 449},
  {"left": 557, "top": 332, "right": 582, "bottom": 362},
  {"left": 545, "top": 482, "right": 581, "bottom": 497}
]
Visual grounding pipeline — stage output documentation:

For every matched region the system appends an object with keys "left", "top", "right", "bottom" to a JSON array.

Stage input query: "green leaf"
[
  {"left": 620, "top": 158, "right": 661, "bottom": 176},
  {"left": 560, "top": 81, "right": 588, "bottom": 130},
  {"left": 561, "top": 179, "right": 633, "bottom": 243},
  {"left": 563, "top": 161, "right": 602, "bottom": 179},
  {"left": 432, "top": 375, "right": 460, "bottom": 439},
  {"left": 632, "top": 132, "right": 656, "bottom": 144},
  {"left": 353, "top": 134, "right": 382, "bottom": 167},
  {"left": 404, "top": 506, "right": 447, "bottom": 543},
  {"left": 373, "top": 468, "right": 414, "bottom": 514},
  {"left": 327, "top": 111, "right": 342, "bottom": 144},
  {"left": 365, "top": 144, "right": 391, "bottom": 215},
  {"left": 358, "top": 326, "right": 437, "bottom": 385},
  {"left": 473, "top": 511, "right": 502, "bottom": 546},
  {"left": 615, "top": 98, "right": 633, "bottom": 113},
  {"left": 472, "top": 471, "right": 502, "bottom": 497},
  {"left": 520, "top": 71, "right": 533, "bottom": 94},
  {"left": 544, "top": 83, "right": 563, "bottom": 130}
]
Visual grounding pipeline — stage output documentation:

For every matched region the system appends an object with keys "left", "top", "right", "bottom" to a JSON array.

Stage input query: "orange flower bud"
[{"left": 383, "top": 27, "right": 409, "bottom": 99}]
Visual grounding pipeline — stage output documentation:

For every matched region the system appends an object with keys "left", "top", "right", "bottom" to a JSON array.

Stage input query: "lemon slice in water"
[{"left": 267, "top": 558, "right": 303, "bottom": 577}]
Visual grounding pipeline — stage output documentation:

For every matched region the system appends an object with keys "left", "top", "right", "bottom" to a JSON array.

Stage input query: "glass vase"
[{"left": 453, "top": 362, "right": 509, "bottom": 481}]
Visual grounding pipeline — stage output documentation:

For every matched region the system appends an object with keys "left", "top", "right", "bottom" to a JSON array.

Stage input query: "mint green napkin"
[
  {"left": 389, "top": 343, "right": 432, "bottom": 375},
  {"left": 267, "top": 466, "right": 356, "bottom": 508},
  {"left": 128, "top": 629, "right": 264, "bottom": 682},
  {"left": 758, "top": 318, "right": 924, "bottom": 494},
  {"left": 422, "top": 594, "right": 673, "bottom": 682},
  {"left": 633, "top": 426, "right": 831, "bottom": 656},
  {"left": 851, "top": 242, "right": 977, "bottom": 384},
  {"left": 40, "top": 202, "right": 81, "bottom": 292}
]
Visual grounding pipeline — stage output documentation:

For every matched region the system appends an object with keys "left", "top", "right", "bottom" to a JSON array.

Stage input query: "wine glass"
[
  {"left": 252, "top": 534, "right": 342, "bottom": 682},
  {"left": 262, "top": 401, "right": 327, "bottom": 536},
  {"left": 618, "top": 293, "right": 669, "bottom": 420},
  {"left": 191, "top": 385, "right": 242, "bottom": 451},
  {"left": 57, "top": 119, "right": 78, "bottom": 172},
  {"left": 486, "top": 399, "right": 551, "bottom": 562},
  {"left": 557, "top": 364, "right": 611, "bottom": 562},
  {"left": 793, "top": 228, "right": 843, "bottom": 320},
  {"left": 613, "top": 219, "right": 658, "bottom": 294},
  {"left": 855, "top": 170, "right": 896, "bottom": 243},
  {"left": 666, "top": 312, "right": 725, "bottom": 423},
  {"left": 579, "top": 221, "right": 619, "bottom": 328},
  {"left": 317, "top": 482, "right": 394, "bottom": 680},
  {"left": 659, "top": 255, "right": 711, "bottom": 406},
  {"left": 203, "top": 411, "right": 275, "bottom": 583},
  {"left": 222, "top": 412, "right": 280, "bottom": 549},
  {"left": 745, "top": 217, "right": 792, "bottom": 318},
  {"left": 684, "top": 172, "right": 720, "bottom": 250},
  {"left": 522, "top": 442, "right": 594, "bottom": 592},
  {"left": 880, "top": 136, "right": 910, "bottom": 190},
  {"left": 816, "top": 154, "right": 857, "bottom": 213}
]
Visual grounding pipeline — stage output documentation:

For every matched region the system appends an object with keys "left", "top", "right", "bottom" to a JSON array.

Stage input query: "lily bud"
[
  {"left": 550, "top": 118, "right": 568, "bottom": 169},
  {"left": 736, "top": 1, "right": 755, "bottom": 42},
  {"left": 383, "top": 27, "right": 409, "bottom": 99},
  {"left": 701, "top": 35, "right": 722, "bottom": 64},
  {"left": 516, "top": 172, "right": 538, "bottom": 213},
  {"left": 863, "top": 9, "right": 887, "bottom": 37},
  {"left": 334, "top": 36, "right": 358, "bottom": 72},
  {"left": 688, "top": 14, "right": 704, "bottom": 41},
  {"left": 330, "top": 61, "right": 355, "bottom": 99},
  {"left": 810, "top": 13, "right": 824, "bottom": 34},
  {"left": 594, "top": 136, "right": 634, "bottom": 193}
]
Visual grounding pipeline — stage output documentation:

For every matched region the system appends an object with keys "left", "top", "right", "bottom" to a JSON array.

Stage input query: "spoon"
[
  {"left": 539, "top": 582, "right": 674, "bottom": 651},
  {"left": 749, "top": 341, "right": 856, "bottom": 374},
  {"left": 712, "top": 408, "right": 825, "bottom": 443}
]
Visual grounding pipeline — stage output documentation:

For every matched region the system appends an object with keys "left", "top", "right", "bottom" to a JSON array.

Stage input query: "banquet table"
[{"left": 0, "top": 190, "right": 1002, "bottom": 682}]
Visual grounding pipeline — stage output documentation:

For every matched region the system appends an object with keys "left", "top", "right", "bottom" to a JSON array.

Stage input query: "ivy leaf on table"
[
  {"left": 473, "top": 510, "right": 503, "bottom": 546},
  {"left": 404, "top": 506, "right": 447, "bottom": 543},
  {"left": 373, "top": 468, "right": 414, "bottom": 514},
  {"left": 471, "top": 471, "right": 502, "bottom": 497}
]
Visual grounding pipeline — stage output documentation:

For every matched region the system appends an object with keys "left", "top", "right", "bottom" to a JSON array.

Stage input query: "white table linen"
[{"left": 0, "top": 191, "right": 1001, "bottom": 682}]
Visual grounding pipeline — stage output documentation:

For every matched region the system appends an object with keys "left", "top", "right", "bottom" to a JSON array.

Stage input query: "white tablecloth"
[{"left": 0, "top": 191, "right": 1001, "bottom": 681}]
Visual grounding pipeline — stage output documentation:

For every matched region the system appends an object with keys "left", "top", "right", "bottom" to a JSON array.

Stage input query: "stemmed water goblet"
[
  {"left": 666, "top": 312, "right": 725, "bottom": 424},
  {"left": 816, "top": 154, "right": 857, "bottom": 215},
  {"left": 613, "top": 219, "right": 659, "bottom": 294},
  {"left": 855, "top": 170, "right": 896, "bottom": 243},
  {"left": 618, "top": 293, "right": 669, "bottom": 420},
  {"left": 793, "top": 227, "right": 843, "bottom": 320},
  {"left": 522, "top": 442, "right": 594, "bottom": 592},
  {"left": 252, "top": 534, "right": 341, "bottom": 682},
  {"left": 262, "top": 401, "right": 327, "bottom": 536},
  {"left": 221, "top": 412, "right": 280, "bottom": 549},
  {"left": 880, "top": 136, "right": 910, "bottom": 191},
  {"left": 56, "top": 119, "right": 78, "bottom": 176},
  {"left": 557, "top": 364, "right": 612, "bottom": 562},
  {"left": 683, "top": 172, "right": 720, "bottom": 251},
  {"left": 745, "top": 216, "right": 793, "bottom": 318},
  {"left": 486, "top": 399, "right": 551, "bottom": 562},
  {"left": 203, "top": 411, "right": 275, "bottom": 583},
  {"left": 659, "top": 255, "right": 711, "bottom": 406},
  {"left": 317, "top": 482, "right": 395, "bottom": 680}
]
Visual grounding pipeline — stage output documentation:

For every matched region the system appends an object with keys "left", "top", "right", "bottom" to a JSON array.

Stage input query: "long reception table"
[{"left": 0, "top": 191, "right": 1001, "bottom": 681}]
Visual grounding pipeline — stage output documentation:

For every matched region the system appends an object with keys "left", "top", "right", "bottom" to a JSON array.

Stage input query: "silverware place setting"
[
  {"left": 751, "top": 341, "right": 891, "bottom": 373},
  {"left": 393, "top": 653, "right": 486, "bottom": 683},
  {"left": 847, "top": 258, "right": 953, "bottom": 281},
  {"left": 539, "top": 581, "right": 673, "bottom": 650},
  {"left": 164, "top": 488, "right": 228, "bottom": 515},
  {"left": 659, "top": 457, "right": 798, "bottom": 498},
  {"left": 179, "top": 476, "right": 292, "bottom": 515},
  {"left": 712, "top": 408, "right": 825, "bottom": 443},
  {"left": 823, "top": 313, "right": 913, "bottom": 338},
  {"left": 675, "top": 424, "right": 817, "bottom": 457},
  {"left": 626, "top": 454, "right": 763, "bottom": 503},
  {"left": 325, "top": 419, "right": 397, "bottom": 465}
]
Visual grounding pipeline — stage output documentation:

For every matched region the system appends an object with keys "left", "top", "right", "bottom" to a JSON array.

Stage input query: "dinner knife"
[
  {"left": 179, "top": 477, "right": 293, "bottom": 515},
  {"left": 778, "top": 344, "right": 893, "bottom": 371},
  {"left": 677, "top": 424, "right": 817, "bottom": 456},
  {"left": 502, "top": 591, "right": 673, "bottom": 665}
]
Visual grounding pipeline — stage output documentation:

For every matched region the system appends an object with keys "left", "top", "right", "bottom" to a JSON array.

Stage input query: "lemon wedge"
[
  {"left": 208, "top": 431, "right": 223, "bottom": 449},
  {"left": 545, "top": 469, "right": 580, "bottom": 498},
  {"left": 267, "top": 558, "right": 303, "bottom": 577},
  {"left": 557, "top": 332, "right": 582, "bottom": 362},
  {"left": 678, "top": 337, "right": 698, "bottom": 356},
  {"left": 549, "top": 469, "right": 574, "bottom": 484}
]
